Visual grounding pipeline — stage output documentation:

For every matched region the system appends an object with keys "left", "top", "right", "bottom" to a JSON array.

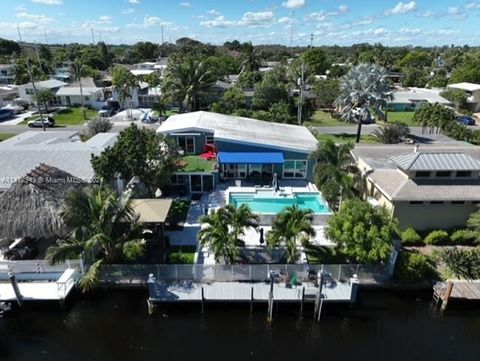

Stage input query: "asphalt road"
[{"left": 0, "top": 122, "right": 159, "bottom": 135}]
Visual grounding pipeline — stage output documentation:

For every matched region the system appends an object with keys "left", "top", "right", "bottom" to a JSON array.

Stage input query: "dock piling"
[
  {"left": 250, "top": 286, "right": 254, "bottom": 313},
  {"left": 8, "top": 273, "right": 23, "bottom": 308},
  {"left": 314, "top": 271, "right": 325, "bottom": 321},
  {"left": 299, "top": 286, "right": 305, "bottom": 317},
  {"left": 267, "top": 272, "right": 274, "bottom": 323},
  {"left": 201, "top": 287, "right": 205, "bottom": 314}
]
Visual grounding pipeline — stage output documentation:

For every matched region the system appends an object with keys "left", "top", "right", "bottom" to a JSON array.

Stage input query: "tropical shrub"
[
  {"left": 84, "top": 117, "right": 112, "bottom": 137},
  {"left": 450, "top": 229, "right": 478, "bottom": 245},
  {"left": 372, "top": 122, "right": 410, "bottom": 144},
  {"left": 424, "top": 230, "right": 449, "bottom": 245},
  {"left": 395, "top": 251, "right": 433, "bottom": 283},
  {"left": 440, "top": 247, "right": 480, "bottom": 279},
  {"left": 401, "top": 227, "right": 422, "bottom": 246}
]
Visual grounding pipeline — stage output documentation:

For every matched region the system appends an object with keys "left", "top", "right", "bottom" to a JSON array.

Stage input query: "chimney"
[{"left": 413, "top": 143, "right": 419, "bottom": 153}]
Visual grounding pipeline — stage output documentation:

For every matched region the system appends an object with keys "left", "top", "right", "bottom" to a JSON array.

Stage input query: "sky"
[{"left": 1, "top": 0, "right": 480, "bottom": 46}]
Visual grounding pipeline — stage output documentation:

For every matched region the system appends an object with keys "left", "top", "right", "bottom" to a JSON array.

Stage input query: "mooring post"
[
  {"left": 201, "top": 286, "right": 205, "bottom": 314},
  {"left": 317, "top": 299, "right": 324, "bottom": 322},
  {"left": 299, "top": 286, "right": 305, "bottom": 317},
  {"left": 8, "top": 273, "right": 23, "bottom": 308},
  {"left": 350, "top": 274, "right": 360, "bottom": 302},
  {"left": 314, "top": 271, "right": 325, "bottom": 321},
  {"left": 250, "top": 286, "right": 254, "bottom": 313},
  {"left": 267, "top": 272, "right": 274, "bottom": 323}
]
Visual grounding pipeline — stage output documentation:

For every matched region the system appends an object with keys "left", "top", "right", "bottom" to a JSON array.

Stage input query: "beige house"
[{"left": 352, "top": 144, "right": 480, "bottom": 231}]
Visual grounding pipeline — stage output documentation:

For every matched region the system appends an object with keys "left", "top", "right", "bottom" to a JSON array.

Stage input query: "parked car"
[
  {"left": 456, "top": 116, "right": 476, "bottom": 126},
  {"left": 0, "top": 109, "right": 14, "bottom": 121},
  {"left": 98, "top": 106, "right": 115, "bottom": 117},
  {"left": 27, "top": 116, "right": 55, "bottom": 128}
]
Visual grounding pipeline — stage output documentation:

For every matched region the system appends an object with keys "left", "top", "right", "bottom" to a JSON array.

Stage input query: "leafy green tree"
[
  {"left": 372, "top": 122, "right": 410, "bottom": 144},
  {"left": 240, "top": 42, "right": 262, "bottom": 73},
  {"left": 0, "top": 38, "right": 21, "bottom": 56},
  {"left": 441, "top": 89, "right": 468, "bottom": 112},
  {"left": 395, "top": 251, "right": 433, "bottom": 283},
  {"left": 302, "top": 48, "right": 329, "bottom": 75},
  {"left": 132, "top": 41, "right": 158, "bottom": 62},
  {"left": 335, "top": 63, "right": 391, "bottom": 143},
  {"left": 325, "top": 199, "right": 397, "bottom": 264},
  {"left": 396, "top": 51, "right": 433, "bottom": 70},
  {"left": 83, "top": 117, "right": 113, "bottom": 139},
  {"left": 269, "top": 101, "right": 291, "bottom": 123},
  {"left": 412, "top": 103, "right": 456, "bottom": 133},
  {"left": 36, "top": 89, "right": 55, "bottom": 113},
  {"left": 204, "top": 55, "right": 241, "bottom": 78},
  {"left": 310, "top": 139, "right": 358, "bottom": 209},
  {"left": 221, "top": 86, "right": 246, "bottom": 112},
  {"left": 236, "top": 70, "right": 261, "bottom": 89},
  {"left": 449, "top": 58, "right": 480, "bottom": 84},
  {"left": 47, "top": 187, "right": 145, "bottom": 292},
  {"left": 71, "top": 60, "right": 92, "bottom": 120},
  {"left": 252, "top": 69, "right": 288, "bottom": 110},
  {"left": 313, "top": 79, "right": 340, "bottom": 115},
  {"left": 112, "top": 65, "right": 139, "bottom": 117},
  {"left": 267, "top": 205, "right": 316, "bottom": 264},
  {"left": 429, "top": 69, "right": 448, "bottom": 88},
  {"left": 91, "top": 124, "right": 179, "bottom": 191},
  {"left": 163, "top": 56, "right": 216, "bottom": 111},
  {"left": 328, "top": 65, "right": 348, "bottom": 79},
  {"left": 401, "top": 68, "right": 429, "bottom": 88},
  {"left": 198, "top": 205, "right": 258, "bottom": 264}
]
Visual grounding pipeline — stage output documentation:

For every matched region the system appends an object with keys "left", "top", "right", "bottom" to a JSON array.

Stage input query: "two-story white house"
[
  {"left": 0, "top": 64, "right": 15, "bottom": 85},
  {"left": 18, "top": 79, "right": 67, "bottom": 105},
  {"left": 447, "top": 82, "right": 480, "bottom": 112}
]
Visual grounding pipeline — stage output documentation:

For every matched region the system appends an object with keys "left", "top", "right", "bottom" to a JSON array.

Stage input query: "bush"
[
  {"left": 168, "top": 252, "right": 194, "bottom": 264},
  {"left": 83, "top": 117, "right": 113, "bottom": 139},
  {"left": 401, "top": 227, "right": 422, "bottom": 246},
  {"left": 395, "top": 251, "right": 433, "bottom": 283},
  {"left": 424, "top": 230, "right": 449, "bottom": 245},
  {"left": 450, "top": 229, "right": 478, "bottom": 245}
]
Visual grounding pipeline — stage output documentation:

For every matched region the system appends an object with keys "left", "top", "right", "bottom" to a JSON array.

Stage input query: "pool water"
[{"left": 229, "top": 193, "right": 331, "bottom": 214}]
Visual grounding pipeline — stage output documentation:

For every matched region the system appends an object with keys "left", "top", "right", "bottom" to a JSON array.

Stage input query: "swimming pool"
[{"left": 229, "top": 192, "right": 331, "bottom": 214}]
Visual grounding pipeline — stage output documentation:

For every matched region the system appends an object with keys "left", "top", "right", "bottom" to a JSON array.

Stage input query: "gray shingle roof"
[{"left": 391, "top": 152, "right": 480, "bottom": 171}]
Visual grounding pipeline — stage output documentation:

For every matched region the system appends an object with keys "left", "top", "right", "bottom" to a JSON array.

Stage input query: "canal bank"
[{"left": 1, "top": 289, "right": 480, "bottom": 361}]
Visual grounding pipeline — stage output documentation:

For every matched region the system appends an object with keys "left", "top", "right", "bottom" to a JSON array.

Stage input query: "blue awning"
[{"left": 218, "top": 152, "right": 284, "bottom": 164}]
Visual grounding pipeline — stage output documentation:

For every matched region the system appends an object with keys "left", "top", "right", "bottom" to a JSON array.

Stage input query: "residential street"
[{"left": 0, "top": 122, "right": 159, "bottom": 135}]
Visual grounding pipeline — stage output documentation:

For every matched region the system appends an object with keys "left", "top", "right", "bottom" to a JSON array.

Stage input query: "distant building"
[
  {"left": 0, "top": 131, "right": 118, "bottom": 193},
  {"left": 0, "top": 64, "right": 15, "bottom": 85},
  {"left": 447, "top": 82, "right": 480, "bottom": 112},
  {"left": 56, "top": 77, "right": 110, "bottom": 109},
  {"left": 352, "top": 144, "right": 480, "bottom": 230},
  {"left": 387, "top": 88, "right": 452, "bottom": 111},
  {"left": 18, "top": 79, "right": 67, "bottom": 105}
]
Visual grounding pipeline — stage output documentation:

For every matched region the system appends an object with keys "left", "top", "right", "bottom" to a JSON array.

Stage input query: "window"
[
  {"left": 177, "top": 136, "right": 195, "bottom": 154},
  {"left": 415, "top": 171, "right": 431, "bottom": 178},
  {"left": 170, "top": 175, "right": 185, "bottom": 184},
  {"left": 451, "top": 201, "right": 466, "bottom": 205},
  {"left": 430, "top": 201, "right": 444, "bottom": 205},
  {"left": 436, "top": 171, "right": 451, "bottom": 177},
  {"left": 85, "top": 96, "right": 90, "bottom": 101},
  {"left": 409, "top": 201, "right": 424, "bottom": 205},
  {"left": 205, "top": 135, "right": 214, "bottom": 145},
  {"left": 25, "top": 88, "right": 34, "bottom": 95},
  {"left": 456, "top": 171, "right": 472, "bottom": 178},
  {"left": 248, "top": 164, "right": 262, "bottom": 178},
  {"left": 283, "top": 160, "right": 307, "bottom": 179}
]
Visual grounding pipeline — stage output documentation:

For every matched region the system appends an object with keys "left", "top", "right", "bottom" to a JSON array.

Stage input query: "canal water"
[{"left": 1, "top": 289, "right": 480, "bottom": 361}]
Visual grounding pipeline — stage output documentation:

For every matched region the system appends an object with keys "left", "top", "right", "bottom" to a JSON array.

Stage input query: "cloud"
[
  {"left": 465, "top": 2, "right": 480, "bottom": 10},
  {"left": 277, "top": 16, "right": 291, "bottom": 24},
  {"left": 338, "top": 5, "right": 349, "bottom": 14},
  {"left": 127, "top": 0, "right": 140, "bottom": 4},
  {"left": 98, "top": 15, "right": 112, "bottom": 24},
  {"left": 122, "top": 8, "right": 135, "bottom": 15},
  {"left": 16, "top": 11, "right": 53, "bottom": 24},
  {"left": 399, "top": 27, "right": 421, "bottom": 35},
  {"left": 448, "top": 7, "right": 468, "bottom": 20},
  {"left": 241, "top": 11, "right": 274, "bottom": 26},
  {"left": 180, "top": 1, "right": 192, "bottom": 7},
  {"left": 144, "top": 16, "right": 172, "bottom": 28},
  {"left": 17, "top": 21, "right": 39, "bottom": 29},
  {"left": 305, "top": 11, "right": 327, "bottom": 22},
  {"left": 207, "top": 9, "right": 221, "bottom": 16},
  {"left": 281, "top": 0, "right": 305, "bottom": 9},
  {"left": 200, "top": 11, "right": 274, "bottom": 28},
  {"left": 31, "top": 0, "right": 62, "bottom": 4},
  {"left": 386, "top": 1, "right": 417, "bottom": 15}
]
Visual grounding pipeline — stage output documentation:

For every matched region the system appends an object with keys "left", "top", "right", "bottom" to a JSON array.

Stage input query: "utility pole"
[
  {"left": 161, "top": 25, "right": 164, "bottom": 44},
  {"left": 296, "top": 59, "right": 305, "bottom": 125},
  {"left": 16, "top": 24, "right": 23, "bottom": 43},
  {"left": 91, "top": 28, "right": 96, "bottom": 45},
  {"left": 289, "top": 11, "right": 294, "bottom": 47},
  {"left": 310, "top": 34, "right": 314, "bottom": 48}
]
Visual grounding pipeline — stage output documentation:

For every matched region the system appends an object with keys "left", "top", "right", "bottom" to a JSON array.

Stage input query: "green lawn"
[
  {"left": 386, "top": 111, "right": 416, "bottom": 126},
  {"left": 167, "top": 246, "right": 196, "bottom": 264},
  {"left": 20, "top": 107, "right": 97, "bottom": 126},
  {"left": 316, "top": 133, "right": 379, "bottom": 144},
  {"left": 0, "top": 133, "right": 15, "bottom": 142},
  {"left": 177, "top": 155, "right": 216, "bottom": 173},
  {"left": 305, "top": 245, "right": 348, "bottom": 264},
  {"left": 305, "top": 111, "right": 354, "bottom": 127}
]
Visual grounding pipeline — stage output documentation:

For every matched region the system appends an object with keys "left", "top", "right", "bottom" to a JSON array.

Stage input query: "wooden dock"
[{"left": 433, "top": 280, "right": 480, "bottom": 309}]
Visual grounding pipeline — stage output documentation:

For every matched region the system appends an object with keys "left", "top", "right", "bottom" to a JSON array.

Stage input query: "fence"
[
  {"left": 100, "top": 263, "right": 388, "bottom": 284},
  {"left": 0, "top": 259, "right": 83, "bottom": 281}
]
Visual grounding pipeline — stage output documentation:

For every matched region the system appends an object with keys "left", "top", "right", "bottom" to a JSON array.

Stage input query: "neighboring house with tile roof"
[{"left": 351, "top": 143, "right": 480, "bottom": 230}]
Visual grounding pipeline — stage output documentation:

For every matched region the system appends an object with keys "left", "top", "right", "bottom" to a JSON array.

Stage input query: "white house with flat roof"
[
  {"left": 0, "top": 131, "right": 117, "bottom": 193},
  {"left": 388, "top": 88, "right": 452, "bottom": 111},
  {"left": 56, "top": 78, "right": 110, "bottom": 109},
  {"left": 352, "top": 144, "right": 480, "bottom": 231},
  {"left": 18, "top": 79, "right": 67, "bottom": 105},
  {"left": 447, "top": 82, "right": 480, "bottom": 112}
]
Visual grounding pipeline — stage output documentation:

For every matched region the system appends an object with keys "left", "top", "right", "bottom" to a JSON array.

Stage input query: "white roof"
[
  {"left": 56, "top": 87, "right": 102, "bottom": 96},
  {"left": 35, "top": 79, "right": 68, "bottom": 89},
  {"left": 0, "top": 131, "right": 117, "bottom": 190},
  {"left": 447, "top": 82, "right": 480, "bottom": 92},
  {"left": 389, "top": 88, "right": 451, "bottom": 105},
  {"left": 157, "top": 111, "right": 318, "bottom": 153},
  {"left": 131, "top": 69, "right": 155, "bottom": 76}
]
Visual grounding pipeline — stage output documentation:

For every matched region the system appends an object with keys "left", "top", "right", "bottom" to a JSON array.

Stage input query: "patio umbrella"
[{"left": 259, "top": 228, "right": 265, "bottom": 245}]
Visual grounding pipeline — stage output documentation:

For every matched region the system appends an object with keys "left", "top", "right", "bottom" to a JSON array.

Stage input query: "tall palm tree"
[
  {"left": 71, "top": 60, "right": 90, "bottom": 120},
  {"left": 240, "top": 42, "right": 262, "bottom": 73},
  {"left": 310, "top": 139, "right": 358, "bottom": 210},
  {"left": 47, "top": 187, "right": 145, "bottom": 292},
  {"left": 163, "top": 57, "right": 216, "bottom": 112},
  {"left": 198, "top": 205, "right": 258, "bottom": 264},
  {"left": 335, "top": 63, "right": 391, "bottom": 143},
  {"left": 267, "top": 205, "right": 316, "bottom": 264},
  {"left": 412, "top": 102, "right": 456, "bottom": 134}
]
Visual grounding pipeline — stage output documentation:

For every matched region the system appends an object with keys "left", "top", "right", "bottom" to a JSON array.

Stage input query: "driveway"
[{"left": 0, "top": 110, "right": 35, "bottom": 126}]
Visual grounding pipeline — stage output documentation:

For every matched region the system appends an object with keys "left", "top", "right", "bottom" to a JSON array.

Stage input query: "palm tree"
[
  {"left": 37, "top": 89, "right": 55, "bottom": 113},
  {"left": 198, "top": 205, "right": 258, "bottom": 264},
  {"left": 70, "top": 60, "right": 90, "bottom": 120},
  {"left": 240, "top": 42, "right": 262, "bottom": 73},
  {"left": 310, "top": 139, "right": 358, "bottom": 210},
  {"left": 163, "top": 57, "right": 216, "bottom": 112},
  {"left": 335, "top": 63, "right": 391, "bottom": 143},
  {"left": 267, "top": 205, "right": 316, "bottom": 264},
  {"left": 47, "top": 187, "right": 145, "bottom": 292},
  {"left": 412, "top": 103, "right": 456, "bottom": 134}
]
